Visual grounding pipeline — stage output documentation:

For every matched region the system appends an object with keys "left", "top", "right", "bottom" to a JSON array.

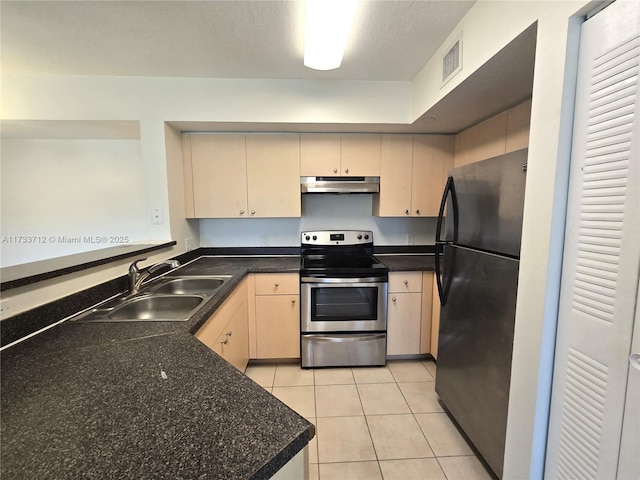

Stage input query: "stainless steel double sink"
[{"left": 71, "top": 276, "right": 231, "bottom": 323}]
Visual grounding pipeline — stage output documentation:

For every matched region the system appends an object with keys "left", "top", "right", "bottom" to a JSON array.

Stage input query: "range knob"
[
  {"left": 357, "top": 234, "right": 362, "bottom": 240},
  {"left": 364, "top": 234, "right": 370, "bottom": 240},
  {"left": 312, "top": 235, "right": 317, "bottom": 241},
  {"left": 305, "top": 235, "right": 310, "bottom": 241}
]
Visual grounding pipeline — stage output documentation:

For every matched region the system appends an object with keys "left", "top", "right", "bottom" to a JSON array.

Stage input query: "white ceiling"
[
  {"left": 1, "top": 0, "right": 537, "bottom": 134},
  {"left": 1, "top": 0, "right": 476, "bottom": 81}
]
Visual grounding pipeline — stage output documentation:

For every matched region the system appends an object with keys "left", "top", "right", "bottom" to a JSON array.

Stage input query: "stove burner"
[{"left": 300, "top": 230, "right": 388, "bottom": 280}]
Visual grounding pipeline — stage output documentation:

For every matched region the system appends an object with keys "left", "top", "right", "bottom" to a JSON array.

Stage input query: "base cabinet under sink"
[{"left": 196, "top": 278, "right": 249, "bottom": 371}]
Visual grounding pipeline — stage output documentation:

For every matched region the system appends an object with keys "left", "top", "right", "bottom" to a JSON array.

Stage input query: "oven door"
[{"left": 300, "top": 278, "right": 388, "bottom": 332}]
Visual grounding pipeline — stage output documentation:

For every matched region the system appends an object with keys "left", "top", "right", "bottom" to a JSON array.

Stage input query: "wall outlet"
[
  {"left": 185, "top": 237, "right": 194, "bottom": 251},
  {"left": 151, "top": 208, "right": 163, "bottom": 225}
]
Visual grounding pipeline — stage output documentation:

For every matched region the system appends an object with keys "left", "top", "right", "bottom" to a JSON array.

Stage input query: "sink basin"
[
  {"left": 75, "top": 294, "right": 206, "bottom": 322},
  {"left": 150, "top": 277, "right": 228, "bottom": 295},
  {"left": 106, "top": 295, "right": 204, "bottom": 321},
  {"left": 71, "top": 275, "right": 232, "bottom": 323}
]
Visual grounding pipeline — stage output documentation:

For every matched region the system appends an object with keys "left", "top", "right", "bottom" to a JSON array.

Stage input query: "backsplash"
[{"left": 199, "top": 194, "right": 437, "bottom": 247}]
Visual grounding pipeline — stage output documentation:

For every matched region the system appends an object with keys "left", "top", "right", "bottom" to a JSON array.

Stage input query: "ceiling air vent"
[{"left": 442, "top": 33, "right": 462, "bottom": 85}]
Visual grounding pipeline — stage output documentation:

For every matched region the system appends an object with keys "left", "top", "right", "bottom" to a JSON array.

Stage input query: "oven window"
[{"left": 311, "top": 287, "right": 378, "bottom": 321}]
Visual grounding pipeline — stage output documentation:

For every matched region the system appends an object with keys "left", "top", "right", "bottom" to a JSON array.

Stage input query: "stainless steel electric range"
[{"left": 300, "top": 230, "right": 389, "bottom": 368}]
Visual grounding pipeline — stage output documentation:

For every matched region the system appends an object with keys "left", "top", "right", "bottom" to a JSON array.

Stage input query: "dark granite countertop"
[
  {"left": 1, "top": 255, "right": 310, "bottom": 480},
  {"left": 1, "top": 253, "right": 435, "bottom": 478},
  {"left": 376, "top": 253, "right": 437, "bottom": 272}
]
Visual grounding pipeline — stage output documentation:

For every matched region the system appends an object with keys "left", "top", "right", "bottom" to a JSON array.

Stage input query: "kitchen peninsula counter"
[
  {"left": 1, "top": 255, "right": 310, "bottom": 480},
  {"left": 1, "top": 252, "right": 436, "bottom": 478}
]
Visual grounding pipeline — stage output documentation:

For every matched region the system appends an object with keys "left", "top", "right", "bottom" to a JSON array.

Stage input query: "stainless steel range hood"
[{"left": 300, "top": 176, "right": 380, "bottom": 194}]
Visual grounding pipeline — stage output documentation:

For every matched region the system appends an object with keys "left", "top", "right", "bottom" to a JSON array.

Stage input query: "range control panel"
[{"left": 301, "top": 230, "right": 373, "bottom": 246}]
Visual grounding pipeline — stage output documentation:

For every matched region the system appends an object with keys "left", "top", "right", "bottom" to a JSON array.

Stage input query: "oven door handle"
[
  {"left": 304, "top": 334, "right": 387, "bottom": 343},
  {"left": 300, "top": 277, "right": 386, "bottom": 284}
]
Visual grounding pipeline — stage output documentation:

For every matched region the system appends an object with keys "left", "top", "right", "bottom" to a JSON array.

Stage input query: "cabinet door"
[
  {"left": 412, "top": 136, "right": 454, "bottom": 217},
  {"left": 387, "top": 292, "right": 423, "bottom": 355},
  {"left": 374, "top": 135, "right": 413, "bottom": 217},
  {"left": 246, "top": 134, "right": 301, "bottom": 217},
  {"left": 340, "top": 135, "right": 381, "bottom": 176},
  {"left": 196, "top": 278, "right": 249, "bottom": 370},
  {"left": 254, "top": 273, "right": 299, "bottom": 295},
  {"left": 256, "top": 295, "right": 300, "bottom": 358},
  {"left": 505, "top": 99, "right": 531, "bottom": 153},
  {"left": 300, "top": 134, "right": 341, "bottom": 176},
  {"left": 430, "top": 276, "right": 441, "bottom": 359},
  {"left": 420, "top": 272, "right": 434, "bottom": 354},
  {"left": 454, "top": 113, "right": 508, "bottom": 168},
  {"left": 389, "top": 271, "right": 422, "bottom": 293},
  {"left": 218, "top": 300, "right": 249, "bottom": 372},
  {"left": 190, "top": 134, "right": 248, "bottom": 218}
]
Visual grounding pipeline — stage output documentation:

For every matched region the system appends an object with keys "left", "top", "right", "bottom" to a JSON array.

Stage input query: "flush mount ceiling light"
[{"left": 304, "top": 0, "right": 359, "bottom": 71}]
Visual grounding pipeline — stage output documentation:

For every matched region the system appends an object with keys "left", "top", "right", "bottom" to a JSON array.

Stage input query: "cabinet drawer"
[
  {"left": 254, "top": 273, "right": 299, "bottom": 295},
  {"left": 388, "top": 272, "right": 423, "bottom": 293}
]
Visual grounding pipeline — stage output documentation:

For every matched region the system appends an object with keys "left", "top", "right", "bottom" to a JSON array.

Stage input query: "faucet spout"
[{"left": 127, "top": 258, "right": 181, "bottom": 295}]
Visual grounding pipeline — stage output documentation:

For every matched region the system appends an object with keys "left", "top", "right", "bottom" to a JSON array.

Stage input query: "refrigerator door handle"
[
  {"left": 435, "top": 176, "right": 453, "bottom": 244},
  {"left": 435, "top": 176, "right": 457, "bottom": 305}
]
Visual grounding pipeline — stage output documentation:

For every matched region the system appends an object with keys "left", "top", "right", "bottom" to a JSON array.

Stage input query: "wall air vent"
[{"left": 442, "top": 33, "right": 462, "bottom": 85}]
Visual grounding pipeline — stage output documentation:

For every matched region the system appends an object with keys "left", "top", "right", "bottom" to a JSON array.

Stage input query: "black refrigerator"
[{"left": 434, "top": 148, "right": 528, "bottom": 479}]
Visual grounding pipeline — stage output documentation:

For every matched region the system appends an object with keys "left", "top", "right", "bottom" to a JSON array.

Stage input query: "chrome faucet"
[{"left": 128, "top": 257, "right": 181, "bottom": 295}]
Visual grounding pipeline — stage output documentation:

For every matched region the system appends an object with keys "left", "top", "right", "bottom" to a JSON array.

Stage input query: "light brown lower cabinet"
[
  {"left": 430, "top": 273, "right": 441, "bottom": 359},
  {"left": 195, "top": 278, "right": 249, "bottom": 371},
  {"left": 251, "top": 273, "right": 300, "bottom": 359},
  {"left": 420, "top": 272, "right": 434, "bottom": 355},
  {"left": 387, "top": 271, "right": 436, "bottom": 357}
]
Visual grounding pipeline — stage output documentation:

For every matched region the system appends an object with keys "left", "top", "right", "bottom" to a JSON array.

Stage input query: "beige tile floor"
[{"left": 245, "top": 359, "right": 495, "bottom": 480}]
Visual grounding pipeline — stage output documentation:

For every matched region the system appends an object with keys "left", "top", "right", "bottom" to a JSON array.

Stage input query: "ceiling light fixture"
[{"left": 304, "top": 0, "right": 358, "bottom": 71}]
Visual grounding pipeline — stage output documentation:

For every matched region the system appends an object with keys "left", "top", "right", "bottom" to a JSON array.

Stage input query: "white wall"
[
  {"left": 200, "top": 194, "right": 437, "bottom": 248},
  {"left": 0, "top": 138, "right": 151, "bottom": 266}
]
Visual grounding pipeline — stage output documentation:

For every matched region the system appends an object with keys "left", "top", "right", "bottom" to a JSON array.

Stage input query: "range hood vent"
[{"left": 301, "top": 176, "right": 380, "bottom": 194}]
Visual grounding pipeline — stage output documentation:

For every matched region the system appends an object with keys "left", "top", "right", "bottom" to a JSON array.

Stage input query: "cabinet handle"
[
  {"left": 345, "top": 168, "right": 349, "bottom": 174},
  {"left": 392, "top": 297, "right": 396, "bottom": 302},
  {"left": 240, "top": 210, "right": 245, "bottom": 215},
  {"left": 416, "top": 209, "right": 420, "bottom": 215},
  {"left": 250, "top": 210, "right": 256, "bottom": 215},
  {"left": 333, "top": 168, "right": 338, "bottom": 174},
  {"left": 404, "top": 280, "right": 408, "bottom": 285},
  {"left": 291, "top": 299, "right": 296, "bottom": 304},
  {"left": 275, "top": 283, "right": 279, "bottom": 288},
  {"left": 221, "top": 338, "right": 228, "bottom": 345},
  {"left": 405, "top": 209, "right": 409, "bottom": 215},
  {"left": 226, "top": 331, "right": 232, "bottom": 337}
]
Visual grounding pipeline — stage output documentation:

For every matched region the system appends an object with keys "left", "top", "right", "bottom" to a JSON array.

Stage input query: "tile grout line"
[{"left": 353, "top": 368, "right": 385, "bottom": 479}]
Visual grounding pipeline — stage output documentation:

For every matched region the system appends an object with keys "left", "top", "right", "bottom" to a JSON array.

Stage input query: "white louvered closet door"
[{"left": 545, "top": 1, "right": 640, "bottom": 479}]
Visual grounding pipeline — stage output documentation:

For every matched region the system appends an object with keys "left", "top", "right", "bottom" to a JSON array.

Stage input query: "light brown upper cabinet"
[
  {"left": 374, "top": 135, "right": 454, "bottom": 217},
  {"left": 188, "top": 134, "right": 248, "bottom": 218},
  {"left": 454, "top": 98, "right": 531, "bottom": 168},
  {"left": 300, "top": 134, "right": 381, "bottom": 176},
  {"left": 184, "top": 133, "right": 301, "bottom": 218},
  {"left": 245, "top": 134, "right": 301, "bottom": 218},
  {"left": 300, "top": 134, "right": 341, "bottom": 176}
]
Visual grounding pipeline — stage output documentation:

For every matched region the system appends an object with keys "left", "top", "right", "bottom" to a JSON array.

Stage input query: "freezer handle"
[
  {"left": 435, "top": 176, "right": 457, "bottom": 305},
  {"left": 435, "top": 176, "right": 453, "bottom": 244}
]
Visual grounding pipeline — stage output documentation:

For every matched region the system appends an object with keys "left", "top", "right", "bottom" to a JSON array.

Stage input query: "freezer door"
[
  {"left": 450, "top": 149, "right": 527, "bottom": 257},
  {"left": 435, "top": 244, "right": 519, "bottom": 479}
]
